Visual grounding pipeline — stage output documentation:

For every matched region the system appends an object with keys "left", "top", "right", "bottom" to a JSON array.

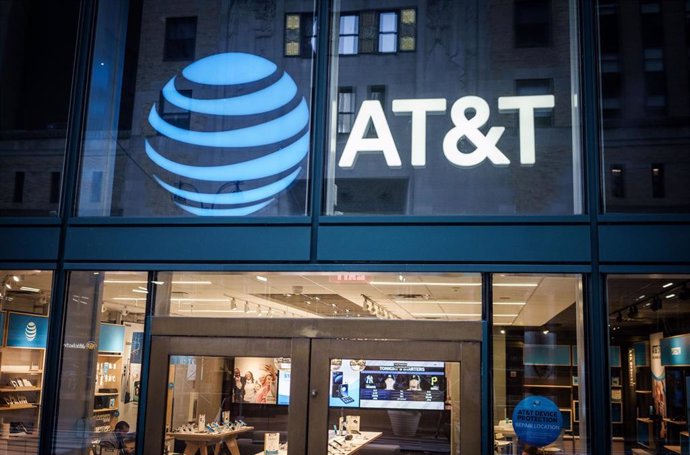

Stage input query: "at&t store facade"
[{"left": 1, "top": 0, "right": 689, "bottom": 454}]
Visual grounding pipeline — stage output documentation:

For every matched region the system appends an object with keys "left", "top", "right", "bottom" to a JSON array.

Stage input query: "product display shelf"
[{"left": 93, "top": 353, "right": 122, "bottom": 431}]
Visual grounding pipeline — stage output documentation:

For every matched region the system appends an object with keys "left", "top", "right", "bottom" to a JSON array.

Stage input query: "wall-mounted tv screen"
[{"left": 329, "top": 359, "right": 447, "bottom": 410}]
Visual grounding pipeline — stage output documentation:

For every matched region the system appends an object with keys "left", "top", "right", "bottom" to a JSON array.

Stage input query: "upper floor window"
[
  {"left": 339, "top": 15, "right": 359, "bottom": 55},
  {"left": 514, "top": 0, "right": 551, "bottom": 48},
  {"left": 378, "top": 12, "right": 398, "bottom": 53},
  {"left": 285, "top": 13, "right": 316, "bottom": 57},
  {"left": 164, "top": 17, "right": 197, "bottom": 61}
]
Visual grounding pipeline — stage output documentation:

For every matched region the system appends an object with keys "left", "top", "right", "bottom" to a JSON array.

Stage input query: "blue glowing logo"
[{"left": 147, "top": 53, "right": 309, "bottom": 216}]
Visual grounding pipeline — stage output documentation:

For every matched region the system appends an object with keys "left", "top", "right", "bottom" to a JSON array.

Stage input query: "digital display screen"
[{"left": 329, "top": 359, "right": 446, "bottom": 410}]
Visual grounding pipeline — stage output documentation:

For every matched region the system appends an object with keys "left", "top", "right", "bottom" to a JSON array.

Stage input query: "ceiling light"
[
  {"left": 543, "top": 330, "right": 550, "bottom": 335},
  {"left": 370, "top": 281, "right": 481, "bottom": 287},
  {"left": 230, "top": 298, "right": 237, "bottom": 311},
  {"left": 152, "top": 281, "right": 165, "bottom": 285},
  {"left": 398, "top": 275, "right": 404, "bottom": 281},
  {"left": 3, "top": 283, "right": 10, "bottom": 290},
  {"left": 500, "top": 329, "right": 506, "bottom": 335},
  {"left": 637, "top": 295, "right": 646, "bottom": 300},
  {"left": 256, "top": 276, "right": 268, "bottom": 282},
  {"left": 663, "top": 282, "right": 674, "bottom": 288},
  {"left": 18, "top": 286, "right": 41, "bottom": 293},
  {"left": 132, "top": 289, "right": 148, "bottom": 294},
  {"left": 665, "top": 294, "right": 676, "bottom": 299},
  {"left": 11, "top": 276, "right": 20, "bottom": 282}
]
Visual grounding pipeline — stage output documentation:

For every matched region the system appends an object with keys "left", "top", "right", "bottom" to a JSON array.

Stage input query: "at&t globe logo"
[
  {"left": 25, "top": 322, "right": 37, "bottom": 342},
  {"left": 147, "top": 53, "right": 309, "bottom": 216}
]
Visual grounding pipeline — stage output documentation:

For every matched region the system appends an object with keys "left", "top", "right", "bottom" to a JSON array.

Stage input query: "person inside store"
[
  {"left": 121, "top": 434, "right": 135, "bottom": 454},
  {"left": 100, "top": 421, "right": 130, "bottom": 452}
]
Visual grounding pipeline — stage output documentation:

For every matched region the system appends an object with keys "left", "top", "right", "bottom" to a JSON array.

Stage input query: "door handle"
[{"left": 311, "top": 388, "right": 318, "bottom": 398}]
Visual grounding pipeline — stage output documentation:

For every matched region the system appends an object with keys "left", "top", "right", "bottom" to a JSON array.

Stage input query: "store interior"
[{"left": 7, "top": 271, "right": 685, "bottom": 455}]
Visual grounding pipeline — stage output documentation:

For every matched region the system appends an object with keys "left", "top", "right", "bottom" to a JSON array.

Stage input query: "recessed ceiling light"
[
  {"left": 500, "top": 329, "right": 506, "bottom": 335},
  {"left": 663, "top": 282, "right": 674, "bottom": 288},
  {"left": 19, "top": 286, "right": 40, "bottom": 293},
  {"left": 256, "top": 276, "right": 268, "bottom": 282},
  {"left": 665, "top": 294, "right": 676, "bottom": 299},
  {"left": 132, "top": 289, "right": 148, "bottom": 294}
]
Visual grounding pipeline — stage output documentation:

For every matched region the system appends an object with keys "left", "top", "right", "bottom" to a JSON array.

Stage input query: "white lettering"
[
  {"left": 392, "top": 99, "right": 447, "bottom": 167},
  {"left": 443, "top": 96, "right": 508, "bottom": 167},
  {"left": 498, "top": 95, "right": 555, "bottom": 165},
  {"left": 339, "top": 100, "right": 401, "bottom": 169}
]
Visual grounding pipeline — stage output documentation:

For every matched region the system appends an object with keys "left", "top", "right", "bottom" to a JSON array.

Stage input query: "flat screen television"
[{"left": 329, "top": 359, "right": 447, "bottom": 410}]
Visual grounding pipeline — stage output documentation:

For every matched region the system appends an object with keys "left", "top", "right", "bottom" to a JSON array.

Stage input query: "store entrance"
[{"left": 142, "top": 319, "right": 481, "bottom": 455}]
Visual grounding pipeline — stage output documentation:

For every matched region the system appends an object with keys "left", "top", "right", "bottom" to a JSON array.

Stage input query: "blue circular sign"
[{"left": 512, "top": 396, "right": 563, "bottom": 447}]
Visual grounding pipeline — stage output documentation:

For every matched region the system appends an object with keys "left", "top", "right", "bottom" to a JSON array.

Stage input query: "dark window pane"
[
  {"left": 50, "top": 172, "right": 61, "bottom": 204},
  {"left": 13, "top": 172, "right": 25, "bottom": 204},
  {"left": 515, "top": 0, "right": 551, "bottom": 47},
  {"left": 399, "top": 9, "right": 416, "bottom": 51},
  {"left": 164, "top": 17, "right": 197, "bottom": 61},
  {"left": 600, "top": 0, "right": 690, "bottom": 213},
  {"left": 651, "top": 163, "right": 665, "bottom": 198},
  {"left": 0, "top": 1, "right": 78, "bottom": 216},
  {"left": 285, "top": 14, "right": 301, "bottom": 56}
]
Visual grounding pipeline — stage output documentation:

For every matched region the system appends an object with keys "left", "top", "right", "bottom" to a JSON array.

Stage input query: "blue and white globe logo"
[
  {"left": 146, "top": 52, "right": 309, "bottom": 216},
  {"left": 25, "top": 322, "right": 37, "bottom": 342}
]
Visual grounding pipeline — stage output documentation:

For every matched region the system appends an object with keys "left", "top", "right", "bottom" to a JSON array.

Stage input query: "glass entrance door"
[
  {"left": 142, "top": 321, "right": 481, "bottom": 455},
  {"left": 307, "top": 339, "right": 480, "bottom": 455}
]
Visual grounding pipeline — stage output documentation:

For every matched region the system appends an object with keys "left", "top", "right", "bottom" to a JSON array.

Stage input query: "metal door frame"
[{"left": 144, "top": 318, "right": 483, "bottom": 454}]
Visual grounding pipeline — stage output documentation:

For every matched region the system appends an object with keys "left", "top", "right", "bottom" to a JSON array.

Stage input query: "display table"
[
  {"left": 254, "top": 431, "right": 382, "bottom": 455},
  {"left": 494, "top": 424, "right": 517, "bottom": 455},
  {"left": 168, "top": 426, "right": 254, "bottom": 455}
]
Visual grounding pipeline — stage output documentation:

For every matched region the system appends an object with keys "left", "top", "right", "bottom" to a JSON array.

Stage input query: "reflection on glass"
[
  {"left": 164, "top": 356, "right": 289, "bottom": 455},
  {"left": 152, "top": 272, "right": 482, "bottom": 320},
  {"left": 0, "top": 270, "right": 52, "bottom": 455},
  {"left": 606, "top": 275, "right": 690, "bottom": 454},
  {"left": 55, "top": 271, "right": 146, "bottom": 454},
  {"left": 78, "top": 0, "right": 315, "bottom": 217},
  {"left": 599, "top": 1, "right": 690, "bottom": 212},
  {"left": 0, "top": 2, "right": 79, "bottom": 216},
  {"left": 328, "top": 358, "right": 460, "bottom": 455},
  {"left": 492, "top": 274, "right": 588, "bottom": 454},
  {"left": 325, "top": 0, "right": 581, "bottom": 216}
]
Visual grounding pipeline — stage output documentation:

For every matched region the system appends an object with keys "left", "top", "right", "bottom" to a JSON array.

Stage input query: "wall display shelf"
[
  {"left": 92, "top": 323, "right": 126, "bottom": 432},
  {"left": 0, "top": 319, "right": 46, "bottom": 444}
]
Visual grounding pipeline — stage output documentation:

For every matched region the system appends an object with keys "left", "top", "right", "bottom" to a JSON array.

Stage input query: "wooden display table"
[{"left": 169, "top": 426, "right": 254, "bottom": 455}]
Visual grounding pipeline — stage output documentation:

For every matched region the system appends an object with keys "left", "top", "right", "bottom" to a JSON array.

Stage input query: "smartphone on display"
[{"left": 339, "top": 384, "right": 355, "bottom": 404}]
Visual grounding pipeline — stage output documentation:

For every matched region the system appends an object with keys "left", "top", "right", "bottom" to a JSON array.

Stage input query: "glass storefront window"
[
  {"left": 0, "top": 2, "right": 79, "bottom": 216},
  {"left": 55, "top": 271, "right": 147, "bottom": 454},
  {"left": 606, "top": 275, "right": 690, "bottom": 454},
  {"left": 77, "top": 0, "right": 315, "bottom": 217},
  {"left": 324, "top": 0, "right": 582, "bottom": 216},
  {"left": 152, "top": 272, "right": 482, "bottom": 320},
  {"left": 492, "top": 274, "right": 588, "bottom": 454},
  {"left": 599, "top": 1, "right": 690, "bottom": 213},
  {"left": 0, "top": 270, "right": 53, "bottom": 454}
]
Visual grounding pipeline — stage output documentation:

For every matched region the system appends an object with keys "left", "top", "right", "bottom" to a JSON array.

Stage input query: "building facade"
[{"left": 0, "top": 1, "right": 689, "bottom": 455}]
